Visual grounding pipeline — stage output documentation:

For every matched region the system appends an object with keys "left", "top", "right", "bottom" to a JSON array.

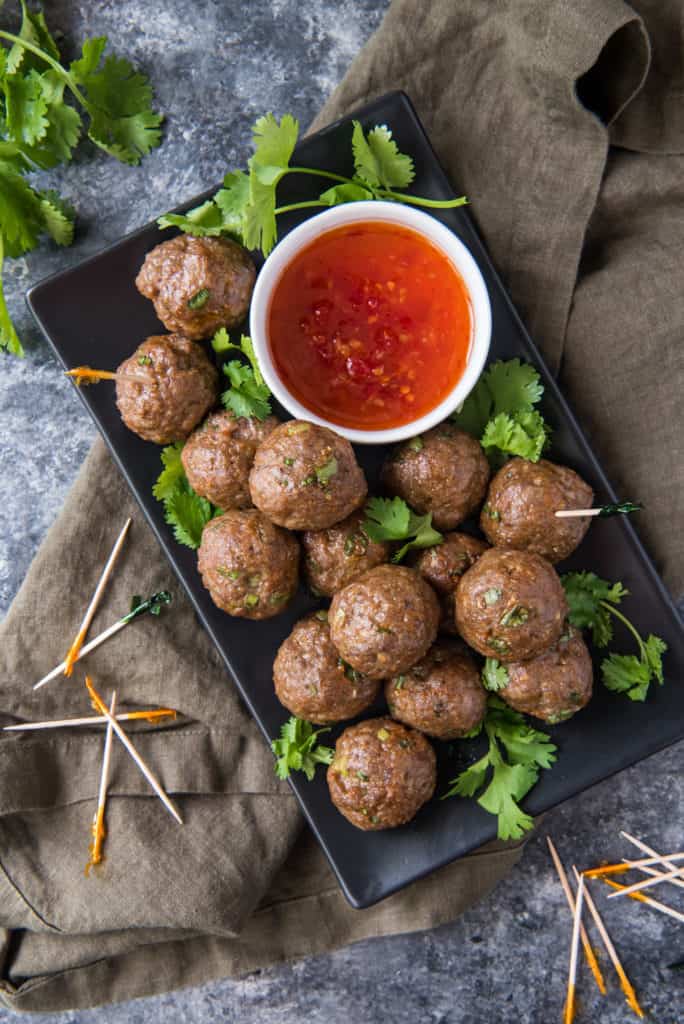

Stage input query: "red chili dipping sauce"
[{"left": 268, "top": 222, "right": 472, "bottom": 430}]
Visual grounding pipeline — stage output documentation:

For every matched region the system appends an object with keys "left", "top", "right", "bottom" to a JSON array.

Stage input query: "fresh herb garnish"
[
  {"left": 363, "top": 496, "right": 442, "bottom": 563},
  {"left": 213, "top": 330, "right": 272, "bottom": 421},
  {"left": 344, "top": 530, "right": 369, "bottom": 557},
  {"left": 408, "top": 436, "right": 424, "bottom": 452},
  {"left": 483, "top": 587, "right": 502, "bottom": 606},
  {"left": 442, "top": 696, "right": 556, "bottom": 839},
  {"left": 562, "top": 571, "right": 668, "bottom": 701},
  {"left": 0, "top": 2, "right": 163, "bottom": 355},
  {"left": 158, "top": 114, "right": 467, "bottom": 258},
  {"left": 137, "top": 354, "right": 152, "bottom": 366},
  {"left": 452, "top": 359, "right": 550, "bottom": 466},
  {"left": 482, "top": 658, "right": 509, "bottom": 692},
  {"left": 187, "top": 287, "right": 210, "bottom": 309},
  {"left": 153, "top": 442, "right": 216, "bottom": 549},
  {"left": 271, "top": 716, "right": 334, "bottom": 781}
]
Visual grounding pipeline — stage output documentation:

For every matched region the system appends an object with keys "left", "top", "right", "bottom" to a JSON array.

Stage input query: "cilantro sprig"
[
  {"left": 442, "top": 696, "right": 556, "bottom": 840},
  {"left": 271, "top": 716, "right": 335, "bottom": 781},
  {"left": 153, "top": 442, "right": 216, "bottom": 549},
  {"left": 0, "top": 2, "right": 163, "bottom": 354},
  {"left": 562, "top": 572, "right": 668, "bottom": 701},
  {"left": 158, "top": 114, "right": 467, "bottom": 257},
  {"left": 452, "top": 358, "right": 550, "bottom": 466},
  {"left": 213, "top": 330, "right": 272, "bottom": 421},
  {"left": 362, "top": 496, "right": 442, "bottom": 563}
]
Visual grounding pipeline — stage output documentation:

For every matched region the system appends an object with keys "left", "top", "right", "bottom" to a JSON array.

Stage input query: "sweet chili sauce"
[{"left": 267, "top": 222, "right": 472, "bottom": 431}]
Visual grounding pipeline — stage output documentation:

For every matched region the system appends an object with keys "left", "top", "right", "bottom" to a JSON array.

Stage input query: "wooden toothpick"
[
  {"left": 572, "top": 867, "right": 644, "bottom": 1019},
  {"left": 555, "top": 502, "right": 642, "bottom": 519},
  {"left": 606, "top": 867, "right": 684, "bottom": 900},
  {"left": 65, "top": 367, "right": 142, "bottom": 386},
  {"left": 620, "top": 831, "right": 684, "bottom": 882},
  {"left": 564, "top": 872, "right": 585, "bottom": 1024},
  {"left": 601, "top": 877, "right": 684, "bottom": 925},
  {"left": 85, "top": 677, "right": 182, "bottom": 825},
  {"left": 546, "top": 838, "right": 606, "bottom": 994},
  {"left": 33, "top": 590, "right": 171, "bottom": 690},
  {"left": 583, "top": 852, "right": 684, "bottom": 878},
  {"left": 86, "top": 691, "right": 117, "bottom": 873},
  {"left": 4, "top": 708, "right": 177, "bottom": 731},
  {"left": 63, "top": 518, "right": 132, "bottom": 676}
]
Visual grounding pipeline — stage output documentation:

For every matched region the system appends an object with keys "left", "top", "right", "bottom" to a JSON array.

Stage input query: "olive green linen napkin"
[{"left": 1, "top": 0, "right": 682, "bottom": 1011}]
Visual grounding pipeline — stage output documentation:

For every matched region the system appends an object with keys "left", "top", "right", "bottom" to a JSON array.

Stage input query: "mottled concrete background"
[{"left": 0, "top": 2, "right": 681, "bottom": 1022}]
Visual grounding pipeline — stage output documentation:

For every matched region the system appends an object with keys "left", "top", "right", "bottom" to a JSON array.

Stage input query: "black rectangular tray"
[{"left": 27, "top": 91, "right": 684, "bottom": 908}]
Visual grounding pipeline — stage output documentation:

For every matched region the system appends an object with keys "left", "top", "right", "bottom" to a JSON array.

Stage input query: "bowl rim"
[{"left": 249, "top": 200, "right": 492, "bottom": 445}]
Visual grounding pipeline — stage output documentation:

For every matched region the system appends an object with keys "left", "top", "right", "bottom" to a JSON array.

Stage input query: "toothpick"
[
  {"left": 546, "top": 838, "right": 606, "bottom": 994},
  {"left": 63, "top": 518, "right": 132, "bottom": 676},
  {"left": 4, "top": 708, "right": 177, "bottom": 731},
  {"left": 65, "top": 367, "right": 141, "bottom": 386},
  {"left": 555, "top": 502, "right": 642, "bottom": 519},
  {"left": 33, "top": 590, "right": 171, "bottom": 690},
  {"left": 620, "top": 831, "right": 684, "bottom": 884},
  {"left": 86, "top": 691, "right": 117, "bottom": 873},
  {"left": 572, "top": 867, "right": 645, "bottom": 1019},
  {"left": 564, "top": 872, "right": 584, "bottom": 1024},
  {"left": 583, "top": 852, "right": 684, "bottom": 878},
  {"left": 602, "top": 877, "right": 684, "bottom": 925},
  {"left": 85, "top": 677, "right": 182, "bottom": 825},
  {"left": 606, "top": 867, "right": 684, "bottom": 900}
]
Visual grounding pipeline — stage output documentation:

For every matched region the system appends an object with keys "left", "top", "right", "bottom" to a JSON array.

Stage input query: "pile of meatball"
[{"left": 119, "top": 233, "right": 596, "bottom": 834}]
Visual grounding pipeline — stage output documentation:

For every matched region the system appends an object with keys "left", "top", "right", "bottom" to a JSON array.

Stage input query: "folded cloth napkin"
[{"left": 1, "top": 0, "right": 682, "bottom": 1011}]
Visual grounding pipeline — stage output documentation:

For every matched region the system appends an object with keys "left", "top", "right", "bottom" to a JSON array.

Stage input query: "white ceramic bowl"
[{"left": 250, "top": 201, "right": 491, "bottom": 445}]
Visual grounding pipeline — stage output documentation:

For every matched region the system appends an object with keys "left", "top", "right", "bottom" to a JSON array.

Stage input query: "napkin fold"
[{"left": 1, "top": 0, "right": 682, "bottom": 1011}]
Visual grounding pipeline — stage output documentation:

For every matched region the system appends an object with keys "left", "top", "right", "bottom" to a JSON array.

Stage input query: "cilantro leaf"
[
  {"left": 562, "top": 571, "right": 628, "bottom": 647},
  {"left": 153, "top": 443, "right": 215, "bottom": 549},
  {"left": 70, "top": 44, "right": 163, "bottom": 165},
  {"left": 442, "top": 696, "right": 555, "bottom": 840},
  {"left": 243, "top": 166, "right": 277, "bottom": 255},
  {"left": 152, "top": 443, "right": 186, "bottom": 501},
  {"left": 482, "top": 658, "right": 509, "bottom": 692},
  {"left": 3, "top": 68, "right": 49, "bottom": 146},
  {"left": 363, "top": 496, "right": 410, "bottom": 540},
  {"left": 38, "top": 189, "right": 75, "bottom": 246},
  {"left": 221, "top": 360, "right": 271, "bottom": 420},
  {"left": 452, "top": 359, "right": 550, "bottom": 465},
  {"left": 251, "top": 112, "right": 299, "bottom": 176},
  {"left": 484, "top": 358, "right": 544, "bottom": 413},
  {"left": 271, "top": 716, "right": 334, "bottom": 781},
  {"left": 18, "top": 70, "right": 82, "bottom": 169},
  {"left": 563, "top": 571, "right": 668, "bottom": 701},
  {"left": 216, "top": 333, "right": 271, "bottom": 420},
  {"left": 164, "top": 488, "right": 213, "bottom": 549},
  {"left": 214, "top": 170, "right": 250, "bottom": 237},
  {"left": 157, "top": 200, "right": 226, "bottom": 237},
  {"left": 319, "top": 182, "right": 373, "bottom": 205},
  {"left": 363, "top": 496, "right": 442, "bottom": 562},
  {"left": 351, "top": 121, "right": 414, "bottom": 190},
  {"left": 481, "top": 409, "right": 548, "bottom": 464},
  {"left": 0, "top": 161, "right": 43, "bottom": 255},
  {"left": 6, "top": 0, "right": 60, "bottom": 76},
  {"left": 0, "top": 234, "right": 24, "bottom": 355}
]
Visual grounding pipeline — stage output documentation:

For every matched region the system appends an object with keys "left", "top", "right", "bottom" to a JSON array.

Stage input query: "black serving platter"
[{"left": 28, "top": 92, "right": 684, "bottom": 909}]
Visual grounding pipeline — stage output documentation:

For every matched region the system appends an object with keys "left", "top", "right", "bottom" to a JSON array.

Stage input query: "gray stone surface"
[{"left": 0, "top": 2, "right": 681, "bottom": 1022}]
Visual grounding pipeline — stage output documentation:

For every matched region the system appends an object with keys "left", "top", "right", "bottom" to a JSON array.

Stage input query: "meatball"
[
  {"left": 302, "top": 510, "right": 391, "bottom": 597},
  {"left": 411, "top": 532, "right": 489, "bottom": 633},
  {"left": 181, "top": 410, "right": 279, "bottom": 510},
  {"left": 498, "top": 626, "right": 593, "bottom": 723},
  {"left": 381, "top": 424, "right": 490, "bottom": 530},
  {"left": 481, "top": 458, "right": 594, "bottom": 563},
  {"left": 385, "top": 641, "right": 486, "bottom": 739},
  {"left": 115, "top": 334, "right": 218, "bottom": 444},
  {"left": 197, "top": 509, "right": 299, "bottom": 619},
  {"left": 329, "top": 565, "right": 440, "bottom": 680},
  {"left": 327, "top": 717, "right": 436, "bottom": 830},
  {"left": 454, "top": 548, "right": 567, "bottom": 662},
  {"left": 273, "top": 611, "right": 380, "bottom": 723},
  {"left": 135, "top": 235, "right": 255, "bottom": 340},
  {"left": 249, "top": 420, "right": 367, "bottom": 531}
]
